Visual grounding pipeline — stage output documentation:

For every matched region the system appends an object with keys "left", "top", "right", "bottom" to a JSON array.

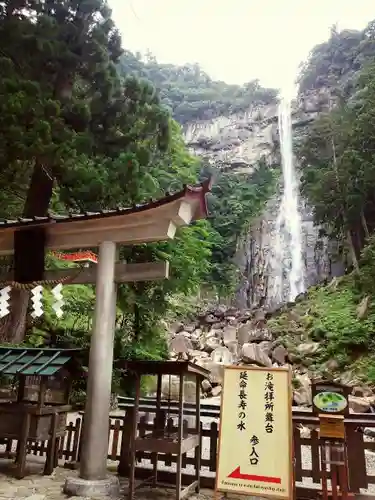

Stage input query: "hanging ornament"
[
  {"left": 52, "top": 283, "right": 64, "bottom": 318},
  {"left": 31, "top": 285, "right": 44, "bottom": 318},
  {"left": 0, "top": 286, "right": 11, "bottom": 318}
]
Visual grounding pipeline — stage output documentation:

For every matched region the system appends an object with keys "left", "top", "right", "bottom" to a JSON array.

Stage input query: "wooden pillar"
[
  {"left": 79, "top": 241, "right": 117, "bottom": 480},
  {"left": 176, "top": 373, "right": 185, "bottom": 500},
  {"left": 128, "top": 375, "right": 141, "bottom": 500},
  {"left": 153, "top": 374, "right": 162, "bottom": 485},
  {"left": 195, "top": 376, "right": 201, "bottom": 493}
]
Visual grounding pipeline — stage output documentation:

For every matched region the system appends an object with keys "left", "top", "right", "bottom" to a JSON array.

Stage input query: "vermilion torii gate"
[{"left": 0, "top": 180, "right": 211, "bottom": 496}]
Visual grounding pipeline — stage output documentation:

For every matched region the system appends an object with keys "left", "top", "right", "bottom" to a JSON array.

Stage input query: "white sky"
[{"left": 109, "top": 0, "right": 374, "bottom": 91}]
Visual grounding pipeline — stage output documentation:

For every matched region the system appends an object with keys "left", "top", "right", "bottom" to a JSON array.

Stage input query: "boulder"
[
  {"left": 212, "top": 322, "right": 226, "bottom": 330},
  {"left": 201, "top": 379, "right": 212, "bottom": 393},
  {"left": 272, "top": 345, "right": 288, "bottom": 365},
  {"left": 212, "top": 385, "right": 222, "bottom": 397},
  {"left": 169, "top": 334, "right": 193, "bottom": 354},
  {"left": 339, "top": 371, "right": 358, "bottom": 387},
  {"left": 293, "top": 373, "right": 312, "bottom": 406},
  {"left": 226, "top": 316, "right": 238, "bottom": 325},
  {"left": 222, "top": 326, "right": 237, "bottom": 345},
  {"left": 184, "top": 323, "right": 197, "bottom": 333},
  {"left": 298, "top": 425, "right": 311, "bottom": 438},
  {"left": 203, "top": 314, "right": 217, "bottom": 325},
  {"left": 364, "top": 428, "right": 375, "bottom": 438},
  {"left": 297, "top": 342, "right": 320, "bottom": 356},
  {"left": 213, "top": 305, "right": 226, "bottom": 318},
  {"left": 321, "top": 359, "right": 339, "bottom": 372},
  {"left": 196, "top": 359, "right": 225, "bottom": 384},
  {"left": 180, "top": 331, "right": 192, "bottom": 339},
  {"left": 357, "top": 296, "right": 370, "bottom": 320},
  {"left": 211, "top": 346, "right": 233, "bottom": 364},
  {"left": 212, "top": 329, "right": 224, "bottom": 340},
  {"left": 237, "top": 324, "right": 272, "bottom": 344},
  {"left": 253, "top": 309, "right": 266, "bottom": 322},
  {"left": 225, "top": 340, "right": 240, "bottom": 358},
  {"left": 258, "top": 341, "right": 273, "bottom": 355},
  {"left": 189, "top": 350, "right": 209, "bottom": 362},
  {"left": 238, "top": 310, "right": 252, "bottom": 322},
  {"left": 237, "top": 324, "right": 250, "bottom": 345},
  {"left": 225, "top": 307, "right": 240, "bottom": 317},
  {"left": 352, "top": 385, "right": 374, "bottom": 398},
  {"left": 203, "top": 336, "right": 221, "bottom": 353},
  {"left": 349, "top": 395, "right": 371, "bottom": 413},
  {"left": 241, "top": 343, "right": 272, "bottom": 367},
  {"left": 170, "top": 322, "right": 184, "bottom": 334},
  {"left": 161, "top": 376, "right": 196, "bottom": 402}
]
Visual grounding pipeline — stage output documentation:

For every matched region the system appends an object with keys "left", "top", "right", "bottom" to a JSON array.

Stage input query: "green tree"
[
  {"left": 299, "top": 62, "right": 375, "bottom": 271},
  {"left": 201, "top": 159, "right": 278, "bottom": 295}
]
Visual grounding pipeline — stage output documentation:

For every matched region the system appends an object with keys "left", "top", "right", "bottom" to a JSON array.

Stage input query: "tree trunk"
[
  {"left": 360, "top": 209, "right": 370, "bottom": 240},
  {"left": 347, "top": 229, "right": 360, "bottom": 273},
  {"left": 0, "top": 164, "right": 54, "bottom": 343},
  {"left": 23, "top": 164, "right": 54, "bottom": 217}
]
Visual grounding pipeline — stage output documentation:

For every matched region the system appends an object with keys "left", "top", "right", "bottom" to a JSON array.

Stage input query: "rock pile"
[{"left": 167, "top": 305, "right": 375, "bottom": 413}]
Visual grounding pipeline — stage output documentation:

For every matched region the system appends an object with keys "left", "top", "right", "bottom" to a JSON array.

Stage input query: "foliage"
[
  {"left": 118, "top": 53, "right": 278, "bottom": 123},
  {"left": 202, "top": 159, "right": 279, "bottom": 294},
  {"left": 298, "top": 59, "right": 375, "bottom": 265},
  {"left": 268, "top": 272, "right": 375, "bottom": 383},
  {"left": 355, "top": 235, "right": 375, "bottom": 294},
  {"left": 297, "top": 21, "right": 375, "bottom": 95}
]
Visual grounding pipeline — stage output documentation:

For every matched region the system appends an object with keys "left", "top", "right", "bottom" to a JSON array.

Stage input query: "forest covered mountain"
[{"left": 118, "top": 51, "right": 278, "bottom": 124}]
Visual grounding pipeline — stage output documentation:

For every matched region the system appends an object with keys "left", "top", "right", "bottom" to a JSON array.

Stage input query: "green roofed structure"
[
  {"left": 0, "top": 347, "right": 82, "bottom": 479},
  {"left": 0, "top": 347, "right": 81, "bottom": 377}
]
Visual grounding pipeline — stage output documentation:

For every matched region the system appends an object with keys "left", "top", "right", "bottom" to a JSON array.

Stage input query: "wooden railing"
[{"left": 1, "top": 397, "right": 375, "bottom": 498}]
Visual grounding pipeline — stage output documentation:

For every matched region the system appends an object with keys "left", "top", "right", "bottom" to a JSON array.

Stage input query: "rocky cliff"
[{"left": 184, "top": 88, "right": 344, "bottom": 308}]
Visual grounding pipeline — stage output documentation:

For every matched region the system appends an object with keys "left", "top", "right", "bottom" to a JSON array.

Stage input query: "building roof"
[
  {"left": 0, "top": 179, "right": 212, "bottom": 255},
  {"left": 0, "top": 347, "right": 81, "bottom": 377},
  {"left": 119, "top": 360, "right": 210, "bottom": 379},
  {"left": 0, "top": 180, "right": 212, "bottom": 230}
]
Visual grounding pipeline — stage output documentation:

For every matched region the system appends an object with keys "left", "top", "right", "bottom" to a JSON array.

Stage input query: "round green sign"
[{"left": 313, "top": 391, "right": 348, "bottom": 413}]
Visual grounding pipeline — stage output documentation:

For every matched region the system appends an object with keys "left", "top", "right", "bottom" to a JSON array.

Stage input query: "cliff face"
[{"left": 184, "top": 88, "right": 344, "bottom": 308}]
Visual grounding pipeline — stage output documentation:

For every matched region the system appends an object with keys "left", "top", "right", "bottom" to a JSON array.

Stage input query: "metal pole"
[{"left": 80, "top": 241, "right": 117, "bottom": 480}]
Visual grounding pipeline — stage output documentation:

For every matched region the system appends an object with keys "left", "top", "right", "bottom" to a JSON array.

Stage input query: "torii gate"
[{"left": 0, "top": 180, "right": 211, "bottom": 496}]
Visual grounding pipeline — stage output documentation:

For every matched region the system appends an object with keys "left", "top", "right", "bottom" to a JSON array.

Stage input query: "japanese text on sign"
[
  {"left": 265, "top": 372, "right": 275, "bottom": 433},
  {"left": 249, "top": 435, "right": 259, "bottom": 465},
  {"left": 237, "top": 371, "right": 248, "bottom": 431},
  {"left": 216, "top": 366, "right": 292, "bottom": 500}
]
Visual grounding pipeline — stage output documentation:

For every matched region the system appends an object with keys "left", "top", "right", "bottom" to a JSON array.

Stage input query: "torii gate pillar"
[{"left": 64, "top": 241, "right": 120, "bottom": 496}]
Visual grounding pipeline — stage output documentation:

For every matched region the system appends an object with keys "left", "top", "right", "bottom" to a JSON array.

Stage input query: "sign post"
[
  {"left": 311, "top": 380, "right": 352, "bottom": 500},
  {"left": 216, "top": 366, "right": 293, "bottom": 500}
]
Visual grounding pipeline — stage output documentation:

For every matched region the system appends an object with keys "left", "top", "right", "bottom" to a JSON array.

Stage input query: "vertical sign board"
[{"left": 216, "top": 366, "right": 293, "bottom": 499}]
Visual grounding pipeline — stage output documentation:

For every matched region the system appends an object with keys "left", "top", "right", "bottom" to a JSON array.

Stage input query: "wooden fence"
[{"left": 2, "top": 397, "right": 375, "bottom": 498}]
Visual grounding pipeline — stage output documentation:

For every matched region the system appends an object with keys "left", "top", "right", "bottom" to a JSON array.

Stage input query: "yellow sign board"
[{"left": 216, "top": 366, "right": 293, "bottom": 499}]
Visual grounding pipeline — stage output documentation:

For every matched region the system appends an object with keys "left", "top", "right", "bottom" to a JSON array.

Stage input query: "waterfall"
[{"left": 272, "top": 97, "right": 305, "bottom": 303}]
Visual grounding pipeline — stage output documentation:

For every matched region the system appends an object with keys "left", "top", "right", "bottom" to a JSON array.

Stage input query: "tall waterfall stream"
[{"left": 271, "top": 97, "right": 305, "bottom": 303}]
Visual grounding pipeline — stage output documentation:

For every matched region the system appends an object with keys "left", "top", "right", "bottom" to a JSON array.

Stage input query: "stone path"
[{"left": 0, "top": 459, "right": 218, "bottom": 500}]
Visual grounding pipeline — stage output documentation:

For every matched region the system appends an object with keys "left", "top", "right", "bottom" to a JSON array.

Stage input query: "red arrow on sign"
[{"left": 228, "top": 466, "right": 281, "bottom": 484}]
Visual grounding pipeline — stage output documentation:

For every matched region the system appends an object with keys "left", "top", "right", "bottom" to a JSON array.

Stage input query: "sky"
[{"left": 109, "top": 0, "right": 374, "bottom": 92}]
